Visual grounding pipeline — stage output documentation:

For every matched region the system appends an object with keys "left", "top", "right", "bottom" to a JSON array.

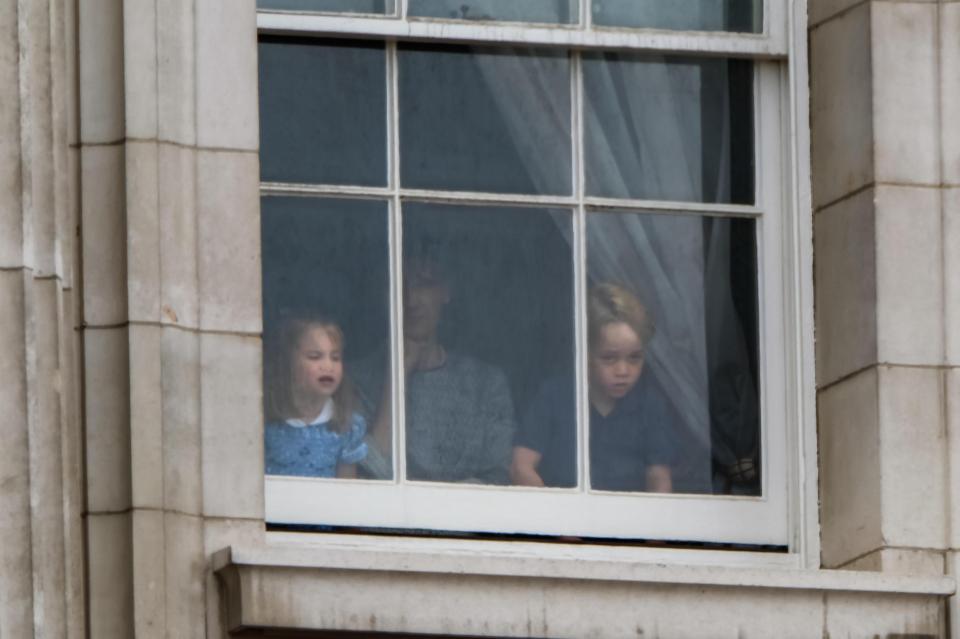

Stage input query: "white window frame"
[{"left": 258, "top": 0, "right": 816, "bottom": 559}]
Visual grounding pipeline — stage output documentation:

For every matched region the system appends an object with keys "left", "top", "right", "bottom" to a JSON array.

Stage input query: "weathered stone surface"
[
  {"left": 197, "top": 149, "right": 261, "bottom": 334},
  {"left": 814, "top": 187, "right": 877, "bottom": 386},
  {"left": 824, "top": 590, "right": 944, "bottom": 638},
  {"left": 130, "top": 323, "right": 163, "bottom": 509},
  {"left": 163, "top": 512, "right": 205, "bottom": 639},
  {"left": 157, "top": 0, "right": 196, "bottom": 145},
  {"left": 122, "top": 0, "right": 158, "bottom": 140},
  {"left": 843, "top": 548, "right": 945, "bottom": 577},
  {"left": 81, "top": 143, "right": 128, "bottom": 326},
  {"left": 87, "top": 513, "right": 134, "bottom": 639},
  {"left": 947, "top": 370, "right": 960, "bottom": 550},
  {"left": 818, "top": 368, "right": 883, "bottom": 568},
  {"left": 944, "top": 4, "right": 960, "bottom": 186},
  {"left": 946, "top": 188, "right": 960, "bottom": 367},
  {"left": 158, "top": 143, "right": 198, "bottom": 329},
  {"left": 201, "top": 332, "right": 263, "bottom": 519},
  {"left": 78, "top": 0, "right": 125, "bottom": 144},
  {"left": 132, "top": 508, "right": 165, "bottom": 639},
  {"left": 161, "top": 326, "right": 202, "bottom": 515},
  {"left": 871, "top": 2, "right": 939, "bottom": 187},
  {"left": 0, "top": 0, "right": 23, "bottom": 269},
  {"left": 877, "top": 365, "right": 947, "bottom": 550},
  {"left": 810, "top": 2, "right": 872, "bottom": 209},
  {"left": 195, "top": 0, "right": 258, "bottom": 150},
  {"left": 216, "top": 545, "right": 952, "bottom": 638},
  {"left": 0, "top": 271, "right": 35, "bottom": 637},
  {"left": 126, "top": 140, "right": 161, "bottom": 324},
  {"left": 203, "top": 518, "right": 263, "bottom": 639},
  {"left": 84, "top": 326, "right": 132, "bottom": 513},
  {"left": 27, "top": 278, "right": 67, "bottom": 639},
  {"left": 874, "top": 185, "right": 943, "bottom": 367}
]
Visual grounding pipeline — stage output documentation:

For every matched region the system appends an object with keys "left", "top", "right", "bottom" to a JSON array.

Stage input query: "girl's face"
[
  {"left": 589, "top": 321, "right": 644, "bottom": 405},
  {"left": 292, "top": 325, "right": 343, "bottom": 404}
]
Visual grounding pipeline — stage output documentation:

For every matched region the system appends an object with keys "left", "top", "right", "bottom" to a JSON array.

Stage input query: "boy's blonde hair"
[
  {"left": 264, "top": 313, "right": 356, "bottom": 433},
  {"left": 588, "top": 282, "right": 655, "bottom": 349}
]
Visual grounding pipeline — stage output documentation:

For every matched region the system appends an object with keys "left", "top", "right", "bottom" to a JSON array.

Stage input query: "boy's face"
[{"left": 589, "top": 321, "right": 644, "bottom": 404}]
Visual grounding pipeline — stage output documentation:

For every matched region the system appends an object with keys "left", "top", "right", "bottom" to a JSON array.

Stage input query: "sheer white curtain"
[
  {"left": 581, "top": 57, "right": 714, "bottom": 493},
  {"left": 474, "top": 49, "right": 755, "bottom": 494}
]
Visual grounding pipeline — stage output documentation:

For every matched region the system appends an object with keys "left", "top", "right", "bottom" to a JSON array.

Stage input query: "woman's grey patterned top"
[{"left": 353, "top": 350, "right": 516, "bottom": 484}]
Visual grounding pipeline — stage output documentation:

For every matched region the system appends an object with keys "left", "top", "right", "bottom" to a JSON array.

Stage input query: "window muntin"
[{"left": 259, "top": 20, "right": 789, "bottom": 544}]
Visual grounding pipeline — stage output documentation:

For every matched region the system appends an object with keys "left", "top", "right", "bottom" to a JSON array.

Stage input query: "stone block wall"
[
  {"left": 0, "top": 0, "right": 84, "bottom": 637},
  {"left": 811, "top": 0, "right": 958, "bottom": 589},
  {"left": 75, "top": 1, "right": 265, "bottom": 638}
]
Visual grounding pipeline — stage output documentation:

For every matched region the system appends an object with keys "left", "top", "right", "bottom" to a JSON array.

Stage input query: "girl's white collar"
[{"left": 285, "top": 398, "right": 334, "bottom": 428}]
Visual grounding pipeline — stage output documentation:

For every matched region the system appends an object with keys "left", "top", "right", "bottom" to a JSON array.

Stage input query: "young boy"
[{"left": 511, "top": 282, "right": 675, "bottom": 493}]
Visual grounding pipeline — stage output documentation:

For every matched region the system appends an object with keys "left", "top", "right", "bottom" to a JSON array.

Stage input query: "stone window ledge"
[{"left": 214, "top": 535, "right": 955, "bottom": 637}]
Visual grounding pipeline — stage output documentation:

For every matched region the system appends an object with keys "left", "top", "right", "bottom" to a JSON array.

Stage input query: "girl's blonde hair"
[
  {"left": 263, "top": 313, "right": 356, "bottom": 433},
  {"left": 588, "top": 282, "right": 655, "bottom": 349}
]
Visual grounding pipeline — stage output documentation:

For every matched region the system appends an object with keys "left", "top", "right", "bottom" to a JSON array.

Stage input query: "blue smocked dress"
[{"left": 265, "top": 400, "right": 368, "bottom": 477}]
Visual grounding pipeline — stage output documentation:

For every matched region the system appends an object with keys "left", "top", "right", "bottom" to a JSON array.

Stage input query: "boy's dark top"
[{"left": 515, "top": 373, "right": 679, "bottom": 491}]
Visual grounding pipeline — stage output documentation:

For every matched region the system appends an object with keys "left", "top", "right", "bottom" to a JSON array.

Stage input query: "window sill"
[{"left": 214, "top": 534, "right": 954, "bottom": 637}]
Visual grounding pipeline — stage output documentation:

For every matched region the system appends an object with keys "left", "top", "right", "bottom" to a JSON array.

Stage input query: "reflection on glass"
[
  {"left": 586, "top": 211, "right": 759, "bottom": 495},
  {"left": 593, "top": 0, "right": 762, "bottom": 33},
  {"left": 261, "top": 196, "right": 391, "bottom": 480},
  {"left": 259, "top": 38, "right": 387, "bottom": 186},
  {"left": 583, "top": 54, "right": 754, "bottom": 204},
  {"left": 257, "top": 0, "right": 393, "bottom": 15},
  {"left": 399, "top": 44, "right": 571, "bottom": 195},
  {"left": 409, "top": 0, "right": 576, "bottom": 24},
  {"left": 351, "top": 203, "right": 575, "bottom": 485}
]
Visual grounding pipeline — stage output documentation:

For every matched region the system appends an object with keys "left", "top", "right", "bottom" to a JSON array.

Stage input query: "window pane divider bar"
[
  {"left": 572, "top": 49, "right": 590, "bottom": 493},
  {"left": 397, "top": 189, "right": 576, "bottom": 208},
  {"left": 260, "top": 183, "right": 763, "bottom": 218},
  {"left": 583, "top": 197, "right": 762, "bottom": 217},
  {"left": 387, "top": 39, "right": 406, "bottom": 484},
  {"left": 260, "top": 182, "right": 393, "bottom": 198},
  {"left": 256, "top": 13, "right": 787, "bottom": 57}
]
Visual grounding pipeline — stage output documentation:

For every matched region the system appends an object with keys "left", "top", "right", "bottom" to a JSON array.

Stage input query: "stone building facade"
[{"left": 0, "top": 0, "right": 958, "bottom": 637}]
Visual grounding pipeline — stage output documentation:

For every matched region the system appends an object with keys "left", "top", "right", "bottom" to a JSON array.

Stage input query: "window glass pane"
[
  {"left": 257, "top": 0, "right": 393, "bottom": 14},
  {"left": 259, "top": 38, "right": 387, "bottom": 186},
  {"left": 409, "top": 0, "right": 576, "bottom": 24},
  {"left": 593, "top": 0, "right": 762, "bottom": 33},
  {"left": 399, "top": 44, "right": 572, "bottom": 195},
  {"left": 585, "top": 211, "right": 759, "bottom": 495},
  {"left": 583, "top": 54, "right": 754, "bottom": 204},
  {"left": 352, "top": 203, "right": 575, "bottom": 485},
  {"left": 262, "top": 196, "right": 392, "bottom": 480}
]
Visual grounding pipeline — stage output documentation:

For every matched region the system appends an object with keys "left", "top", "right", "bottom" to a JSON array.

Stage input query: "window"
[{"left": 258, "top": 0, "right": 797, "bottom": 547}]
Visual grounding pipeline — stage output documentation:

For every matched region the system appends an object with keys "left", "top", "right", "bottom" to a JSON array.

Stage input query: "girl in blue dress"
[{"left": 264, "top": 314, "right": 367, "bottom": 478}]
